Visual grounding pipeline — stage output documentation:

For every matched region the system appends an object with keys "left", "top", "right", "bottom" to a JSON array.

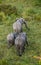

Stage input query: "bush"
[{"left": 0, "top": 4, "right": 18, "bottom": 15}]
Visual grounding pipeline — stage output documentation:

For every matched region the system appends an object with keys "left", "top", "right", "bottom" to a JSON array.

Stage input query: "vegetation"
[{"left": 0, "top": 0, "right": 41, "bottom": 65}]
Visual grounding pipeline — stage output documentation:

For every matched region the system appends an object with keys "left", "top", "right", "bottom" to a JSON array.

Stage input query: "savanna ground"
[{"left": 0, "top": 0, "right": 41, "bottom": 65}]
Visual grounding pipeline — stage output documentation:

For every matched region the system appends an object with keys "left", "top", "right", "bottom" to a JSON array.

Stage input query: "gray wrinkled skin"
[
  {"left": 13, "top": 18, "right": 28, "bottom": 33},
  {"left": 7, "top": 33, "right": 18, "bottom": 48},
  {"left": 15, "top": 32, "right": 28, "bottom": 56}
]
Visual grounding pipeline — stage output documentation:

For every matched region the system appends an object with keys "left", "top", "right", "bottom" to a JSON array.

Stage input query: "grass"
[{"left": 0, "top": 0, "right": 41, "bottom": 65}]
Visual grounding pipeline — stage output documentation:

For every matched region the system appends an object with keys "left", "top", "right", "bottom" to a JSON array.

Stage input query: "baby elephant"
[
  {"left": 15, "top": 32, "right": 28, "bottom": 56},
  {"left": 7, "top": 33, "right": 18, "bottom": 48},
  {"left": 13, "top": 18, "right": 28, "bottom": 33}
]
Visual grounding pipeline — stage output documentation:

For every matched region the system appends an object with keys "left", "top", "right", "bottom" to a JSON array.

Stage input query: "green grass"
[{"left": 0, "top": 0, "right": 41, "bottom": 65}]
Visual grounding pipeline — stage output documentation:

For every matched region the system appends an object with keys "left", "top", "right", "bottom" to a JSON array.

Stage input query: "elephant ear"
[{"left": 22, "top": 18, "right": 25, "bottom": 22}]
